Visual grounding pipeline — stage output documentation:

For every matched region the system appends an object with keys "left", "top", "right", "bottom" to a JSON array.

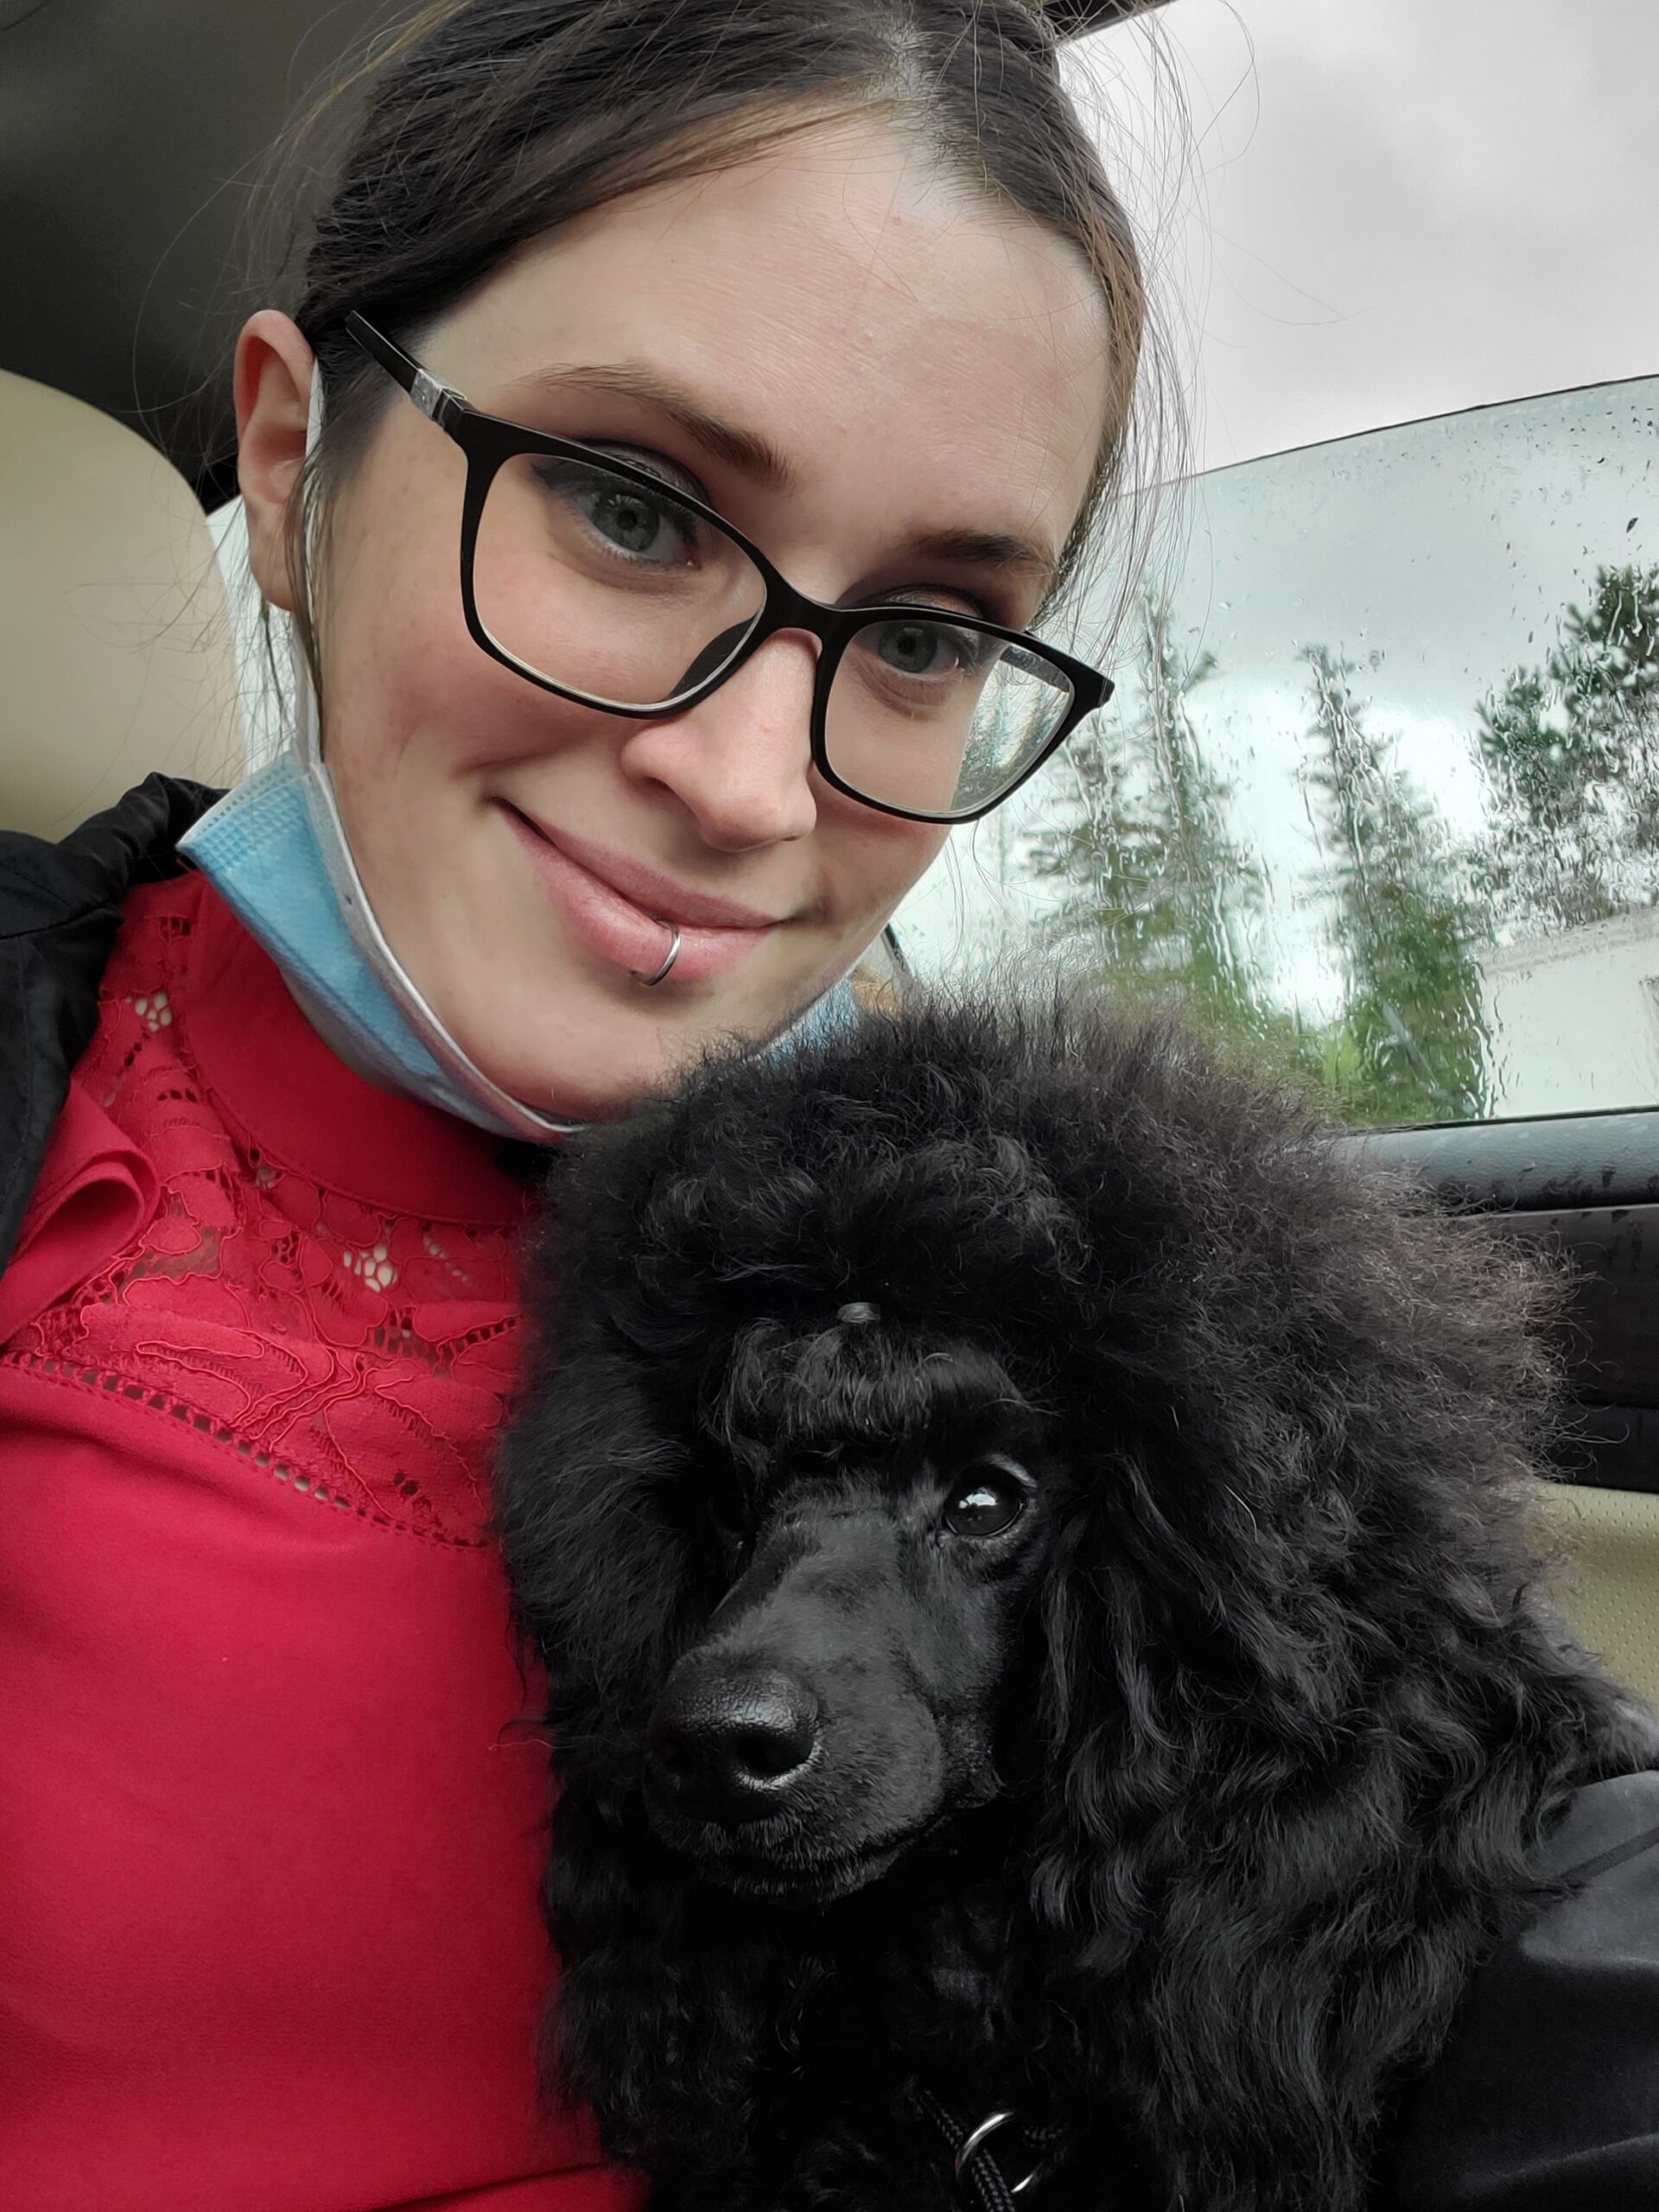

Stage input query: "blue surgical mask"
[{"left": 181, "top": 365, "right": 858, "bottom": 1143}]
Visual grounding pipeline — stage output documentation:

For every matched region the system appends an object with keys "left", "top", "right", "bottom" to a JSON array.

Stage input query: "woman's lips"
[{"left": 499, "top": 804, "right": 780, "bottom": 984}]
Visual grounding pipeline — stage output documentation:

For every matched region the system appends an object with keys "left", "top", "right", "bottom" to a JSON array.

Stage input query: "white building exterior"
[{"left": 1478, "top": 908, "right": 1659, "bottom": 1119}]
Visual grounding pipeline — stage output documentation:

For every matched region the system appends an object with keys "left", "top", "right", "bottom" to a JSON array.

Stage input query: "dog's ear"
[
  {"left": 1018, "top": 1432, "right": 1578, "bottom": 2211},
  {"left": 495, "top": 1299, "right": 783, "bottom": 2170},
  {"left": 538, "top": 1781, "right": 807, "bottom": 2172},
  {"left": 496, "top": 1328, "right": 711, "bottom": 1774}
]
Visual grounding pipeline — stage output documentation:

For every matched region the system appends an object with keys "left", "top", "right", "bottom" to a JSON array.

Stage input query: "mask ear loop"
[
  {"left": 285, "top": 362, "right": 327, "bottom": 777},
  {"left": 283, "top": 359, "right": 589, "bottom": 1142}
]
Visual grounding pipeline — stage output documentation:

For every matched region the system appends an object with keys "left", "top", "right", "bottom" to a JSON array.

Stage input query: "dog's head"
[
  {"left": 499, "top": 990, "right": 1569, "bottom": 1908},
  {"left": 639, "top": 1323, "right": 1062, "bottom": 1903}
]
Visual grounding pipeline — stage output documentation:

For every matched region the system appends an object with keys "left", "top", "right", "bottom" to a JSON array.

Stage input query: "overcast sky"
[{"left": 1072, "top": 0, "right": 1659, "bottom": 473}]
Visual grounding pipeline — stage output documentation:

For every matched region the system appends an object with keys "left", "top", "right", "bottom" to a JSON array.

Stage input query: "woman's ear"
[{"left": 232, "top": 308, "right": 316, "bottom": 613}]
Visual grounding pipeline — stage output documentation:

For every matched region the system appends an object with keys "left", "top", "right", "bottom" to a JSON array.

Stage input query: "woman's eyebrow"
[
  {"left": 496, "top": 360, "right": 798, "bottom": 493},
  {"left": 905, "top": 527, "right": 1059, "bottom": 594},
  {"left": 496, "top": 361, "right": 1062, "bottom": 591}
]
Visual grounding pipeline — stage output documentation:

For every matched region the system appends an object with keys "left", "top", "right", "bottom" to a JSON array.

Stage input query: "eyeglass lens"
[{"left": 471, "top": 448, "right": 1075, "bottom": 817}]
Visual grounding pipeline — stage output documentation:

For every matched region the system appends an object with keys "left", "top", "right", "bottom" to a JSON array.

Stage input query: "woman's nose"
[{"left": 618, "top": 629, "right": 820, "bottom": 852}]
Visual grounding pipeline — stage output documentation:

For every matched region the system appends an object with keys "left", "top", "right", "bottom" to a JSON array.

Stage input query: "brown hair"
[{"left": 254, "top": 0, "right": 1175, "bottom": 693}]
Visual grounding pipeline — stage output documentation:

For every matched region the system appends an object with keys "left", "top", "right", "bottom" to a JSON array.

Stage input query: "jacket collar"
[{"left": 0, "top": 774, "right": 223, "bottom": 1272}]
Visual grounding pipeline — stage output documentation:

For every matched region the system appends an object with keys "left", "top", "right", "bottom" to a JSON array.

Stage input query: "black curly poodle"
[{"left": 495, "top": 991, "right": 1655, "bottom": 2212}]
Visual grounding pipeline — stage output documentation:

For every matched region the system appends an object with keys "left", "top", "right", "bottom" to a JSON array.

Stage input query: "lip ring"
[
  {"left": 499, "top": 800, "right": 782, "bottom": 987},
  {"left": 632, "top": 925, "right": 683, "bottom": 988}
]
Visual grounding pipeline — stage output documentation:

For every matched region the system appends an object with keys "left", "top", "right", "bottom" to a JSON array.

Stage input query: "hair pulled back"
[{"left": 256, "top": 0, "right": 1172, "bottom": 680}]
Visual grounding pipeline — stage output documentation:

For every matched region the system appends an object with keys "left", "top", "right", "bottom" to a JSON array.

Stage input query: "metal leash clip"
[{"left": 955, "top": 2107, "right": 1049, "bottom": 2201}]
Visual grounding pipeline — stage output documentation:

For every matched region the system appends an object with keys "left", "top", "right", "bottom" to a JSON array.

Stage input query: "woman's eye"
[
  {"left": 581, "top": 479, "right": 694, "bottom": 565},
  {"left": 941, "top": 1463, "right": 1031, "bottom": 1539},
  {"left": 531, "top": 458, "right": 702, "bottom": 568},
  {"left": 866, "top": 616, "right": 999, "bottom": 685}
]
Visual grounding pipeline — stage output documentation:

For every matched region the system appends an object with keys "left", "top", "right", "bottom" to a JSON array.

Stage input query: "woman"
[{"left": 0, "top": 1, "right": 1144, "bottom": 2205}]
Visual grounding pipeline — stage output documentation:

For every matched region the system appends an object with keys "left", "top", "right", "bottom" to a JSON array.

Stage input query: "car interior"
[{"left": 3, "top": 0, "right": 1657, "bottom": 1712}]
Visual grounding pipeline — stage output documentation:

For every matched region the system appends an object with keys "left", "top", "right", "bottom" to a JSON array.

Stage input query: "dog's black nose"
[{"left": 646, "top": 1668, "right": 821, "bottom": 1824}]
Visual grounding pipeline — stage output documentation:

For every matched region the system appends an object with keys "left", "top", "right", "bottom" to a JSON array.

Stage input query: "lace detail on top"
[{"left": 6, "top": 877, "right": 531, "bottom": 1542}]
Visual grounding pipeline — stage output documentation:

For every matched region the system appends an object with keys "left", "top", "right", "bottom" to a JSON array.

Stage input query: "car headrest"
[{"left": 0, "top": 368, "right": 242, "bottom": 839}]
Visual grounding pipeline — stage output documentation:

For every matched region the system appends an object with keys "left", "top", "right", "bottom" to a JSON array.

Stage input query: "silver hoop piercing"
[{"left": 634, "top": 925, "right": 682, "bottom": 987}]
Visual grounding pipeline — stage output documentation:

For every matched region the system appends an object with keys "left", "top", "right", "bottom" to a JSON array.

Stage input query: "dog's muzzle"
[{"left": 646, "top": 1661, "right": 823, "bottom": 1826}]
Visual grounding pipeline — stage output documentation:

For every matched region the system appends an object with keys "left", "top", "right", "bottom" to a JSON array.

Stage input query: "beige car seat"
[
  {"left": 1534, "top": 1483, "right": 1659, "bottom": 1719},
  {"left": 0, "top": 368, "right": 241, "bottom": 837}
]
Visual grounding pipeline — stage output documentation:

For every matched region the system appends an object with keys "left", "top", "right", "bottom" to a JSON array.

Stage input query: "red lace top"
[{"left": 0, "top": 872, "right": 644, "bottom": 2212}]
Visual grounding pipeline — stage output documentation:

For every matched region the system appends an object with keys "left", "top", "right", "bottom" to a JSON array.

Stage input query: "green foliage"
[
  {"left": 1025, "top": 594, "right": 1270, "bottom": 1041},
  {"left": 1020, "top": 595, "right": 1492, "bottom": 1126},
  {"left": 1299, "top": 647, "right": 1491, "bottom": 1124},
  {"left": 1475, "top": 562, "right": 1659, "bottom": 931}
]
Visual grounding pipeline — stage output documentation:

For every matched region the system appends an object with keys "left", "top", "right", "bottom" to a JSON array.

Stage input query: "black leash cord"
[{"left": 904, "top": 2083, "right": 1058, "bottom": 2212}]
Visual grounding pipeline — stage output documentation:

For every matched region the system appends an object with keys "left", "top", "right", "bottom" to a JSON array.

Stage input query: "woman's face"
[{"left": 238, "top": 118, "right": 1114, "bottom": 1120}]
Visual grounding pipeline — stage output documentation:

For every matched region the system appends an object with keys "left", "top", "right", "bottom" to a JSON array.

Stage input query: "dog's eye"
[{"left": 942, "top": 1463, "right": 1030, "bottom": 1539}]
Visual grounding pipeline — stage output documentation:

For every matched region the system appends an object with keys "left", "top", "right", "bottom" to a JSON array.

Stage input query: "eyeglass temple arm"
[{"left": 343, "top": 311, "right": 461, "bottom": 429}]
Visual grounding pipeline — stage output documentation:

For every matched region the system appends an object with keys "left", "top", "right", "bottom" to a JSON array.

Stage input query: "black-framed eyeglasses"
[{"left": 343, "top": 312, "right": 1114, "bottom": 825}]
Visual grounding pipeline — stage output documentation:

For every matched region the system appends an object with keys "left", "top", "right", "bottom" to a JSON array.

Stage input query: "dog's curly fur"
[{"left": 497, "top": 992, "right": 1654, "bottom": 2212}]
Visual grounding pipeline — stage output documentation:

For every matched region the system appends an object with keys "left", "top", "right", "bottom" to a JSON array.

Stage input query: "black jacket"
[
  {"left": 0, "top": 772, "right": 219, "bottom": 1274},
  {"left": 3, "top": 777, "right": 1659, "bottom": 2207},
  {"left": 1395, "top": 1769, "right": 1659, "bottom": 2207}
]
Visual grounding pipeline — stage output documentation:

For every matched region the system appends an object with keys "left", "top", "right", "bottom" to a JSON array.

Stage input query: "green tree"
[
  {"left": 1025, "top": 592, "right": 1268, "bottom": 1036},
  {"left": 1300, "top": 646, "right": 1491, "bottom": 1123},
  {"left": 1475, "top": 562, "right": 1659, "bottom": 932}
]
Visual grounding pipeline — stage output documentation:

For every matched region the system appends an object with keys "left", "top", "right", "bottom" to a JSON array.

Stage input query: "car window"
[{"left": 893, "top": 378, "right": 1658, "bottom": 1128}]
